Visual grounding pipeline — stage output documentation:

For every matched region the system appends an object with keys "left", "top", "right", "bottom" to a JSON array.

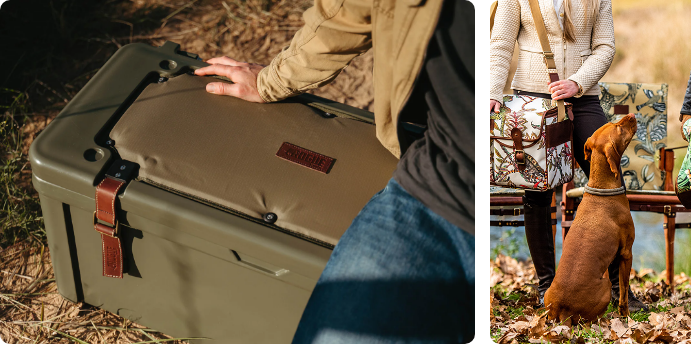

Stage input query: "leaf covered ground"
[{"left": 490, "top": 255, "right": 691, "bottom": 344}]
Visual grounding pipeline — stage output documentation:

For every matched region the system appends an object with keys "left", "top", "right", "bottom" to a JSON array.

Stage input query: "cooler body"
[{"left": 30, "top": 42, "right": 397, "bottom": 343}]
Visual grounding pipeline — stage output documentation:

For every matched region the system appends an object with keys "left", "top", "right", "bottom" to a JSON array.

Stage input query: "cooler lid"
[{"left": 110, "top": 74, "right": 397, "bottom": 247}]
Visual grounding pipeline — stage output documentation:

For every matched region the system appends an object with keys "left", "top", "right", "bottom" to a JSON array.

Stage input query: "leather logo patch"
[
  {"left": 101, "top": 234, "right": 123, "bottom": 278},
  {"left": 276, "top": 142, "right": 335, "bottom": 174},
  {"left": 106, "top": 246, "right": 118, "bottom": 269}
]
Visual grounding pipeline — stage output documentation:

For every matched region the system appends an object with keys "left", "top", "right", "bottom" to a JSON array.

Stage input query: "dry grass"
[
  {"left": 0, "top": 0, "right": 374, "bottom": 342},
  {"left": 127, "top": 0, "right": 374, "bottom": 111},
  {"left": 0, "top": 243, "right": 200, "bottom": 343}
]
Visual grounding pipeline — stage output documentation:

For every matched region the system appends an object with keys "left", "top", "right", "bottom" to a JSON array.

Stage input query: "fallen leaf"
[
  {"left": 631, "top": 328, "right": 653, "bottom": 343},
  {"left": 510, "top": 321, "right": 530, "bottom": 334},
  {"left": 649, "top": 329, "right": 674, "bottom": 343},
  {"left": 638, "top": 268, "right": 655, "bottom": 278},
  {"left": 591, "top": 322, "right": 614, "bottom": 340},
  {"left": 497, "top": 331, "right": 518, "bottom": 344},
  {"left": 528, "top": 313, "right": 547, "bottom": 338},
  {"left": 647, "top": 287, "right": 661, "bottom": 302},
  {"left": 682, "top": 316, "right": 691, "bottom": 328},
  {"left": 650, "top": 312, "right": 666, "bottom": 327},
  {"left": 611, "top": 329, "right": 619, "bottom": 340},
  {"left": 611, "top": 318, "right": 631, "bottom": 338},
  {"left": 636, "top": 322, "right": 653, "bottom": 333}
]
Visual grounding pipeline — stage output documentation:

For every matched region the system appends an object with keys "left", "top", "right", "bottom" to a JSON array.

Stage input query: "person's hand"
[
  {"left": 680, "top": 114, "right": 691, "bottom": 139},
  {"left": 194, "top": 57, "right": 266, "bottom": 103},
  {"left": 548, "top": 80, "right": 579, "bottom": 100},
  {"left": 490, "top": 99, "right": 502, "bottom": 113}
]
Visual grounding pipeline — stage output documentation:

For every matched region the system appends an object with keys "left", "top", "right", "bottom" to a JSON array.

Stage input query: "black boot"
[
  {"left": 523, "top": 190, "right": 556, "bottom": 308},
  {"left": 609, "top": 262, "right": 649, "bottom": 312}
]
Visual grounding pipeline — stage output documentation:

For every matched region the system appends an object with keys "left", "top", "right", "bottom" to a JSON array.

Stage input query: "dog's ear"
[
  {"left": 604, "top": 142, "right": 620, "bottom": 179},
  {"left": 584, "top": 137, "right": 593, "bottom": 161}
]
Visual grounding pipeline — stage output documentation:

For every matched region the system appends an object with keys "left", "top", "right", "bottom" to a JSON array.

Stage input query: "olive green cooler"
[{"left": 30, "top": 42, "right": 398, "bottom": 343}]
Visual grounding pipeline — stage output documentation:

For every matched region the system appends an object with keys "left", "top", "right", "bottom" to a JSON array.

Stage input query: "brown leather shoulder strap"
[
  {"left": 490, "top": 1, "right": 498, "bottom": 33},
  {"left": 527, "top": 0, "right": 566, "bottom": 122}
]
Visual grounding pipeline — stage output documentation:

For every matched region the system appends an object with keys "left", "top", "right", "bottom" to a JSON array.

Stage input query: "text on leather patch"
[
  {"left": 106, "top": 246, "right": 118, "bottom": 269},
  {"left": 276, "top": 142, "right": 335, "bottom": 174}
]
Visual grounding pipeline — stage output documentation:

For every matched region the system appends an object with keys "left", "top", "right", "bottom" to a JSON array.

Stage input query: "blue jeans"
[{"left": 292, "top": 179, "right": 475, "bottom": 344}]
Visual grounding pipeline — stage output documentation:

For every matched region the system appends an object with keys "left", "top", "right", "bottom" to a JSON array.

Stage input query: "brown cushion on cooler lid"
[{"left": 110, "top": 74, "right": 398, "bottom": 247}]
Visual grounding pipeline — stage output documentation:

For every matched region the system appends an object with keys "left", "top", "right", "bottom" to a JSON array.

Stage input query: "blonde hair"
[{"left": 563, "top": 0, "right": 601, "bottom": 42}]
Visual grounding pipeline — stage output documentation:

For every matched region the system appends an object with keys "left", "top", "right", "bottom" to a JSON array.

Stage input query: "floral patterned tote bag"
[{"left": 489, "top": 0, "right": 575, "bottom": 191}]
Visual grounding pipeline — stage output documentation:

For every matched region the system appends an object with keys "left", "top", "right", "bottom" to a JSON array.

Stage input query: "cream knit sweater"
[{"left": 490, "top": 0, "right": 615, "bottom": 102}]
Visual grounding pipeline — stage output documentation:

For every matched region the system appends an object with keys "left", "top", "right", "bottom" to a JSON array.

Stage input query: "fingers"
[
  {"left": 206, "top": 82, "right": 241, "bottom": 97},
  {"left": 490, "top": 100, "right": 498, "bottom": 113},
  {"left": 206, "top": 82, "right": 264, "bottom": 103},
  {"left": 547, "top": 80, "right": 564, "bottom": 93},
  {"left": 194, "top": 64, "right": 239, "bottom": 79},
  {"left": 551, "top": 89, "right": 563, "bottom": 99},
  {"left": 493, "top": 101, "right": 501, "bottom": 113},
  {"left": 206, "top": 56, "right": 244, "bottom": 66},
  {"left": 193, "top": 58, "right": 265, "bottom": 103},
  {"left": 547, "top": 81, "right": 556, "bottom": 93}
]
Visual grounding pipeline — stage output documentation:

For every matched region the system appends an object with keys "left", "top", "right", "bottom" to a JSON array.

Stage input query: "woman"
[
  {"left": 676, "top": 72, "right": 691, "bottom": 206},
  {"left": 490, "top": 0, "right": 647, "bottom": 312}
]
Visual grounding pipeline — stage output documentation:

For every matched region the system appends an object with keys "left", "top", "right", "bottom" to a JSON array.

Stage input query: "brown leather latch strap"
[
  {"left": 95, "top": 177, "right": 125, "bottom": 278},
  {"left": 93, "top": 160, "right": 138, "bottom": 279},
  {"left": 511, "top": 127, "right": 525, "bottom": 167}
]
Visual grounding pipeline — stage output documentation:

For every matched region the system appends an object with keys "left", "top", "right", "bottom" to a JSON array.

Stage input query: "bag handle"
[{"left": 491, "top": 0, "right": 567, "bottom": 121}]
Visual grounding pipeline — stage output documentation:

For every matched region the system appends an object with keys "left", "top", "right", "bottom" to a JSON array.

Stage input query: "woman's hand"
[
  {"left": 490, "top": 99, "right": 502, "bottom": 113},
  {"left": 194, "top": 57, "right": 266, "bottom": 103},
  {"left": 548, "top": 80, "right": 580, "bottom": 100}
]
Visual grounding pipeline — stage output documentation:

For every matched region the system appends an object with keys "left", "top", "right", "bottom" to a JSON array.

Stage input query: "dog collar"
[{"left": 584, "top": 185, "right": 626, "bottom": 196}]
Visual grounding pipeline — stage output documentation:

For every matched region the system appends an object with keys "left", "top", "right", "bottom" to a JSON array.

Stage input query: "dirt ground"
[{"left": 0, "top": 0, "right": 372, "bottom": 342}]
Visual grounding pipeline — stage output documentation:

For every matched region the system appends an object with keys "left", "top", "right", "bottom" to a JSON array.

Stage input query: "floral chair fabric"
[{"left": 574, "top": 82, "right": 668, "bottom": 190}]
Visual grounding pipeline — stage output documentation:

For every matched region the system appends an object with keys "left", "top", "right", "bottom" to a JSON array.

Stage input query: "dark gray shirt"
[{"left": 393, "top": 0, "right": 475, "bottom": 235}]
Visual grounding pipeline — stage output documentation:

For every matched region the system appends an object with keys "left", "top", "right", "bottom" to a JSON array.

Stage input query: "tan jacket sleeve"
[
  {"left": 256, "top": 0, "right": 372, "bottom": 103},
  {"left": 567, "top": 0, "right": 615, "bottom": 97},
  {"left": 489, "top": 0, "right": 521, "bottom": 103}
]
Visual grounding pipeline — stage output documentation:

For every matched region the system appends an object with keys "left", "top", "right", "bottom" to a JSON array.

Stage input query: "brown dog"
[{"left": 544, "top": 114, "right": 637, "bottom": 324}]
